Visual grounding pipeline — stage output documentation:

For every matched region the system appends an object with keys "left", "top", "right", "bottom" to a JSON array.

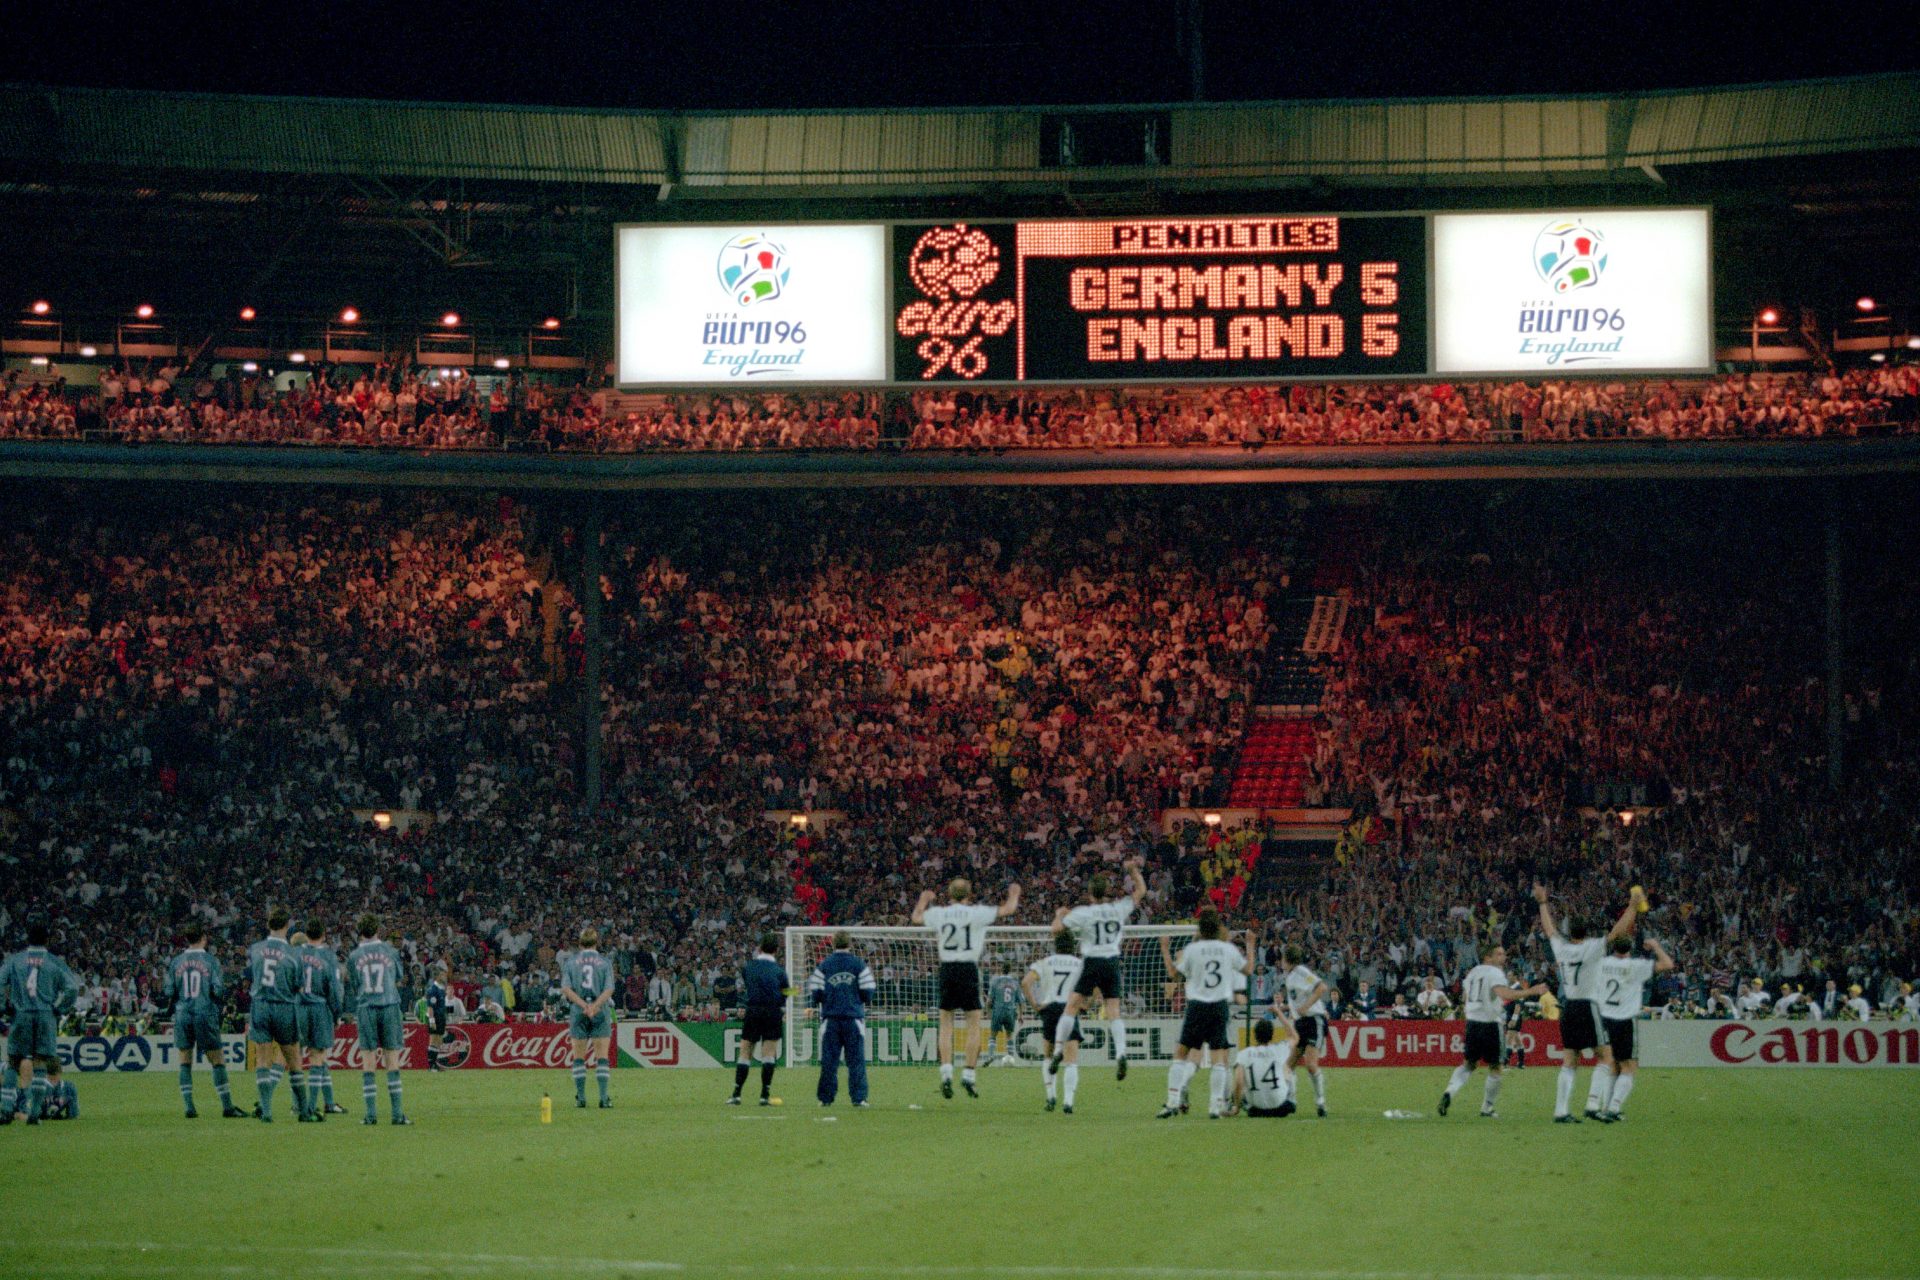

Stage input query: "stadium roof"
[{"left": 4, "top": 74, "right": 1918, "bottom": 194}]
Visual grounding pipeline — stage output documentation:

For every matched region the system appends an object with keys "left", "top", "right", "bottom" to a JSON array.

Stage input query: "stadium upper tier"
[{"left": 3, "top": 367, "right": 1915, "bottom": 451}]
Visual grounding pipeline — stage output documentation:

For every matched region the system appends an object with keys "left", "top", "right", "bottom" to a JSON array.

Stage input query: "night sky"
[{"left": 4, "top": 0, "right": 1915, "bottom": 111}]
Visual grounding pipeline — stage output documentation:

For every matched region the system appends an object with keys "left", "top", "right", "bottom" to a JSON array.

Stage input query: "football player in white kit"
[
  {"left": 1278, "top": 945, "right": 1333, "bottom": 1116},
  {"left": 1437, "top": 944, "right": 1549, "bottom": 1119},
  {"left": 1048, "top": 858, "right": 1148, "bottom": 1079},
  {"left": 914, "top": 877, "right": 1021, "bottom": 1099},
  {"left": 1022, "top": 930, "right": 1086, "bottom": 1112},
  {"left": 1156, "top": 907, "right": 1250, "bottom": 1120},
  {"left": 1533, "top": 883, "right": 1639, "bottom": 1122},
  {"left": 1594, "top": 934, "right": 1674, "bottom": 1122},
  {"left": 1232, "top": 1017, "right": 1296, "bottom": 1117}
]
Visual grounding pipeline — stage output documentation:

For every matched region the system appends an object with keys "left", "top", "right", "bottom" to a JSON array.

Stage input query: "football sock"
[
  {"left": 386, "top": 1070, "right": 404, "bottom": 1120},
  {"left": 1043, "top": 1061, "right": 1057, "bottom": 1102},
  {"left": 289, "top": 1070, "right": 308, "bottom": 1114},
  {"left": 255, "top": 1067, "right": 275, "bottom": 1119},
  {"left": 428, "top": 1046, "right": 441, "bottom": 1069},
  {"left": 939, "top": 1062, "right": 954, "bottom": 1083},
  {"left": 1445, "top": 1064, "right": 1471, "bottom": 1098},
  {"left": 1310, "top": 1068, "right": 1326, "bottom": 1107},
  {"left": 26, "top": 1076, "right": 46, "bottom": 1121},
  {"left": 1209, "top": 1065, "right": 1229, "bottom": 1113},
  {"left": 178, "top": 1064, "right": 194, "bottom": 1109},
  {"left": 1588, "top": 1064, "right": 1614, "bottom": 1112},
  {"left": 961, "top": 1067, "right": 976, "bottom": 1086},
  {"left": 1285, "top": 1070, "right": 1298, "bottom": 1103},
  {"left": 759, "top": 1060, "right": 776, "bottom": 1097},
  {"left": 212, "top": 1064, "right": 232, "bottom": 1106},
  {"left": 1052, "top": 1013, "right": 1078, "bottom": 1048},
  {"left": 1608, "top": 1072, "right": 1636, "bottom": 1114},
  {"left": 1555, "top": 1064, "right": 1577, "bottom": 1116},
  {"left": 1165, "top": 1059, "right": 1194, "bottom": 1108},
  {"left": 732, "top": 1063, "right": 751, "bottom": 1096},
  {"left": 1110, "top": 1018, "right": 1128, "bottom": 1060},
  {"left": 571, "top": 1058, "right": 587, "bottom": 1102},
  {"left": 2, "top": 1066, "right": 16, "bottom": 1113},
  {"left": 316, "top": 1065, "right": 334, "bottom": 1108},
  {"left": 596, "top": 1063, "right": 611, "bottom": 1103},
  {"left": 362, "top": 1071, "right": 378, "bottom": 1120},
  {"left": 1062, "top": 1063, "right": 1079, "bottom": 1106},
  {"left": 1483, "top": 1073, "right": 1502, "bottom": 1111}
]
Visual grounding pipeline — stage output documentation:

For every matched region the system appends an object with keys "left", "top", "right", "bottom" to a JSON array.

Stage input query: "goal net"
[{"left": 783, "top": 924, "right": 1198, "bottom": 1069}]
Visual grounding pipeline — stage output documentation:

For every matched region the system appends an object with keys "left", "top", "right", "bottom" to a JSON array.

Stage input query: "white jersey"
[
  {"left": 1061, "top": 899, "right": 1134, "bottom": 959},
  {"left": 1284, "top": 965, "right": 1327, "bottom": 1020},
  {"left": 1027, "top": 954, "right": 1084, "bottom": 1009},
  {"left": 923, "top": 903, "right": 999, "bottom": 962},
  {"left": 1462, "top": 963, "right": 1511, "bottom": 1024},
  {"left": 1549, "top": 936, "right": 1606, "bottom": 1002},
  {"left": 1176, "top": 940, "right": 1245, "bottom": 1004},
  {"left": 1598, "top": 955, "right": 1656, "bottom": 1021},
  {"left": 1846, "top": 996, "right": 1873, "bottom": 1020},
  {"left": 1239, "top": 1043, "right": 1290, "bottom": 1111}
]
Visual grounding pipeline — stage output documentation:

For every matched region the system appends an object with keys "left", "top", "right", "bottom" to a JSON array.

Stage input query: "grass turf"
[{"left": 0, "top": 1065, "right": 1914, "bottom": 1279}]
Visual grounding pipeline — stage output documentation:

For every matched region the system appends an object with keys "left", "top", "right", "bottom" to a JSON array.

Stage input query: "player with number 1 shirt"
[
  {"left": 914, "top": 877, "right": 1020, "bottom": 1099},
  {"left": 1049, "top": 857, "right": 1148, "bottom": 1079}
]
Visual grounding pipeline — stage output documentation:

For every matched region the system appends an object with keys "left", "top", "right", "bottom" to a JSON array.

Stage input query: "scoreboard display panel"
[
  {"left": 615, "top": 208, "right": 1711, "bottom": 387},
  {"left": 893, "top": 216, "right": 1429, "bottom": 383}
]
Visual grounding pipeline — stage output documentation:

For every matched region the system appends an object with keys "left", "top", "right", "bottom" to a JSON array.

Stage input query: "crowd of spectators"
[
  {"left": 4, "top": 362, "right": 1916, "bottom": 451},
  {"left": 1, "top": 483, "right": 1915, "bottom": 1034}
]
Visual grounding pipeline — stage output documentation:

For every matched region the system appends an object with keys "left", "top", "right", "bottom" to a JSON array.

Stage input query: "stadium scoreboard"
[{"left": 615, "top": 208, "right": 1710, "bottom": 387}]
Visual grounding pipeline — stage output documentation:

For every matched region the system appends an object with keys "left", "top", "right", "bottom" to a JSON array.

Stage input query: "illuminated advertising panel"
[
  {"left": 892, "top": 216, "right": 1429, "bottom": 383},
  {"left": 615, "top": 224, "right": 888, "bottom": 385},
  {"left": 1432, "top": 209, "right": 1712, "bottom": 374}
]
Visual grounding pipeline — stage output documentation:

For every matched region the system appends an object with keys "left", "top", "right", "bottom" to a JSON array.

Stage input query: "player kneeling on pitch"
[
  {"left": 729, "top": 933, "right": 789, "bottom": 1106},
  {"left": 1233, "top": 1018, "right": 1297, "bottom": 1117},
  {"left": 1438, "top": 945, "right": 1548, "bottom": 1119},
  {"left": 1023, "top": 930, "right": 1085, "bottom": 1113},
  {"left": 1158, "top": 907, "right": 1249, "bottom": 1120}
]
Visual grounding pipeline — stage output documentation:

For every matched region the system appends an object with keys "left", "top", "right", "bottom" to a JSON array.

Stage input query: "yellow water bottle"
[{"left": 541, "top": 1093, "right": 553, "bottom": 1124}]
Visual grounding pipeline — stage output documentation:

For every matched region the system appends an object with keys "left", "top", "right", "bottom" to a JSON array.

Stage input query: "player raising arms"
[
  {"left": 1279, "top": 945, "right": 1334, "bottom": 1117},
  {"left": 1533, "top": 883, "right": 1638, "bottom": 1122},
  {"left": 1594, "top": 934, "right": 1674, "bottom": 1123},
  {"left": 346, "top": 915, "right": 410, "bottom": 1125},
  {"left": 1049, "top": 857, "right": 1147, "bottom": 1079},
  {"left": 295, "top": 922, "right": 345, "bottom": 1120},
  {"left": 1232, "top": 1018, "right": 1298, "bottom": 1117},
  {"left": 562, "top": 927, "right": 615, "bottom": 1109},
  {"left": 247, "top": 908, "right": 305, "bottom": 1123},
  {"left": 1157, "top": 906, "right": 1250, "bottom": 1120},
  {"left": 165, "top": 923, "right": 245, "bottom": 1119},
  {"left": 729, "top": 933, "right": 788, "bottom": 1107},
  {"left": 1, "top": 923, "right": 78, "bottom": 1125},
  {"left": 1023, "top": 930, "right": 1084, "bottom": 1112},
  {"left": 914, "top": 877, "right": 1020, "bottom": 1098},
  {"left": 1438, "top": 944, "right": 1548, "bottom": 1119}
]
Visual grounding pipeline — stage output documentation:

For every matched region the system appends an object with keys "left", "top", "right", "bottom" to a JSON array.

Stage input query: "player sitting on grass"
[
  {"left": 1232, "top": 1018, "right": 1297, "bottom": 1117},
  {"left": 1157, "top": 907, "right": 1249, "bottom": 1120},
  {"left": 1023, "top": 930, "right": 1084, "bottom": 1113},
  {"left": 1438, "top": 944, "right": 1548, "bottom": 1119},
  {"left": 915, "top": 877, "right": 1020, "bottom": 1099},
  {"left": 563, "top": 928, "right": 616, "bottom": 1109},
  {"left": 1593, "top": 934, "right": 1674, "bottom": 1123},
  {"left": 729, "top": 933, "right": 789, "bottom": 1107},
  {"left": 1049, "top": 858, "right": 1147, "bottom": 1079}
]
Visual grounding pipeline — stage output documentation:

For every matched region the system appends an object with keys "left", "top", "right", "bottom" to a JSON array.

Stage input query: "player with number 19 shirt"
[
  {"left": 914, "top": 877, "right": 1020, "bottom": 1099},
  {"left": 1049, "top": 858, "right": 1147, "bottom": 1078}
]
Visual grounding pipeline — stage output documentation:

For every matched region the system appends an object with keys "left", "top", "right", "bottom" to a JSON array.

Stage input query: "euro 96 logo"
[{"left": 897, "top": 224, "right": 1017, "bottom": 379}]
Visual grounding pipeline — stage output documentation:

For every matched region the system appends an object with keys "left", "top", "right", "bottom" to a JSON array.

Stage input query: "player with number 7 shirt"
[{"left": 1533, "top": 883, "right": 1639, "bottom": 1123}]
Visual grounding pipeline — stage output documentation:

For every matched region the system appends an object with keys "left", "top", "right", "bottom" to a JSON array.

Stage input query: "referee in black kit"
[{"left": 729, "top": 933, "right": 790, "bottom": 1106}]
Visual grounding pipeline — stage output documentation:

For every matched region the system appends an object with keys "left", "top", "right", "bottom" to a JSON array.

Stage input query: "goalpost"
[{"left": 783, "top": 924, "right": 1198, "bottom": 1069}]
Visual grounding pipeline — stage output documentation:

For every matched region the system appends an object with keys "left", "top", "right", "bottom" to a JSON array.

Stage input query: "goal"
[{"left": 783, "top": 925, "right": 1198, "bottom": 1069}]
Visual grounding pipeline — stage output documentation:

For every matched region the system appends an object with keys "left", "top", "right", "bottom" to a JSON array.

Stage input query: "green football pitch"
[{"left": 0, "top": 1067, "right": 1913, "bottom": 1280}]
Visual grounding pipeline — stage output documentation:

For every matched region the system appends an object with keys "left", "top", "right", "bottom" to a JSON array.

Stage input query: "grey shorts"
[{"left": 355, "top": 1005, "right": 405, "bottom": 1052}]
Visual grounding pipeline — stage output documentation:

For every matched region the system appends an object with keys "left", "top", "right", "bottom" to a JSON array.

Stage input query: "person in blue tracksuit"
[{"left": 807, "top": 931, "right": 874, "bottom": 1107}]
